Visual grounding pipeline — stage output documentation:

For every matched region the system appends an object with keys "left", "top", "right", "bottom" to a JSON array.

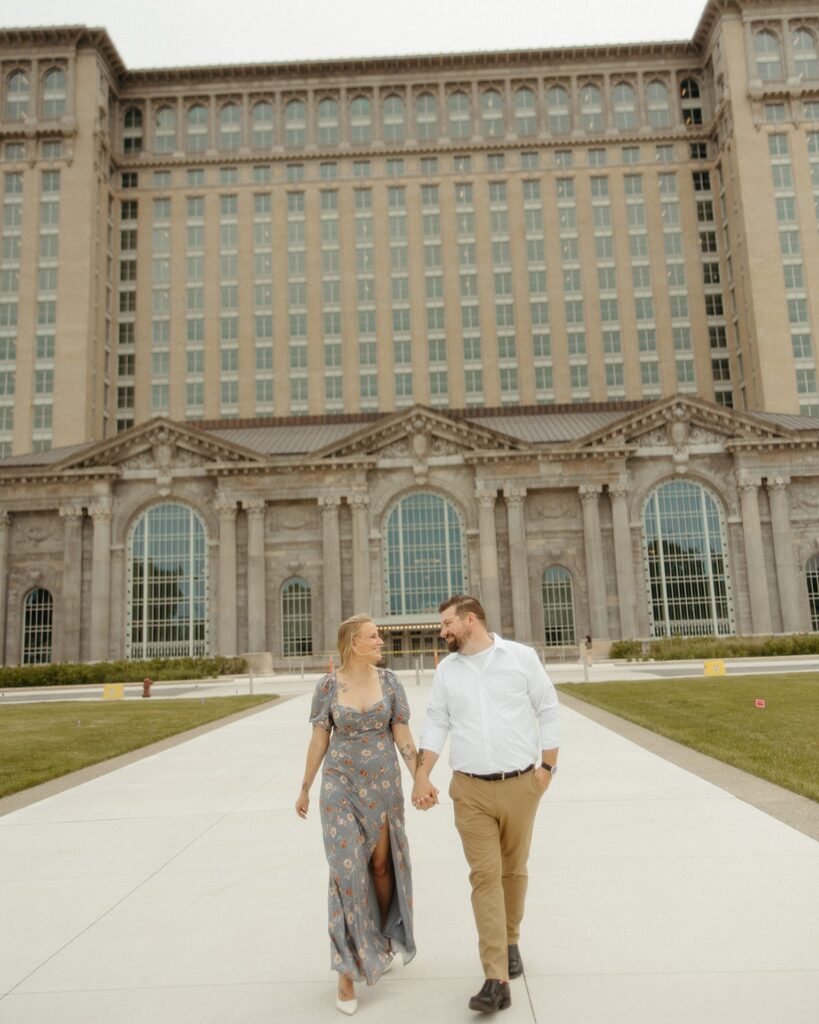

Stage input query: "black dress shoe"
[
  {"left": 508, "top": 943, "right": 523, "bottom": 979},
  {"left": 468, "top": 979, "right": 511, "bottom": 1012}
]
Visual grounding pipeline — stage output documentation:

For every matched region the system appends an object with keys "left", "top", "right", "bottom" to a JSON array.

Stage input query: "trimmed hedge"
[
  {"left": 0, "top": 656, "right": 247, "bottom": 689},
  {"left": 610, "top": 634, "right": 819, "bottom": 661}
]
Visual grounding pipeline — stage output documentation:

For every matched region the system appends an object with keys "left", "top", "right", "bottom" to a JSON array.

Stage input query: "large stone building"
[{"left": 2, "top": 0, "right": 819, "bottom": 666}]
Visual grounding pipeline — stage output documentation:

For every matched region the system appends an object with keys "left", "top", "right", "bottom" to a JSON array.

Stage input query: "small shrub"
[
  {"left": 0, "top": 656, "right": 247, "bottom": 689},
  {"left": 609, "top": 640, "right": 643, "bottom": 660},
  {"left": 609, "top": 634, "right": 819, "bottom": 661}
]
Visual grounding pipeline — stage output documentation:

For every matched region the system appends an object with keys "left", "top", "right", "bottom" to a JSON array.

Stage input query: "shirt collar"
[{"left": 452, "top": 632, "right": 507, "bottom": 659}]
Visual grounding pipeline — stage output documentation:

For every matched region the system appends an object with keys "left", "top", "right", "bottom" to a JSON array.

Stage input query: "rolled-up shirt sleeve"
[
  {"left": 418, "top": 670, "right": 451, "bottom": 754},
  {"left": 525, "top": 648, "right": 560, "bottom": 750}
]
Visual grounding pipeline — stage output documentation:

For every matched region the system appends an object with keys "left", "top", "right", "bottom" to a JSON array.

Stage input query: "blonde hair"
[{"left": 337, "top": 614, "right": 375, "bottom": 670}]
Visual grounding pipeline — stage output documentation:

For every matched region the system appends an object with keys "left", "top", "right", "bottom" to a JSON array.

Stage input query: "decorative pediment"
[
  {"left": 53, "top": 417, "right": 266, "bottom": 490},
  {"left": 308, "top": 406, "right": 530, "bottom": 471},
  {"left": 574, "top": 395, "right": 792, "bottom": 469}
]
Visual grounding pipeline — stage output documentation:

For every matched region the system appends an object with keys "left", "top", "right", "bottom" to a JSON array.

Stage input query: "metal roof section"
[
  {"left": 469, "top": 410, "right": 629, "bottom": 444},
  {"left": 753, "top": 412, "right": 819, "bottom": 433},
  {"left": 0, "top": 442, "right": 95, "bottom": 468},
  {"left": 208, "top": 422, "right": 366, "bottom": 455}
]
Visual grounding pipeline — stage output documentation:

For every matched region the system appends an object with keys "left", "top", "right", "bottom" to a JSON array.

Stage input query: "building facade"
[{"left": 2, "top": 2, "right": 819, "bottom": 664}]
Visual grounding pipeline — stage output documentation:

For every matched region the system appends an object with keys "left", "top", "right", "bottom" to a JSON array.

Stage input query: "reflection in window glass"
[
  {"left": 127, "top": 503, "right": 209, "bottom": 659},
  {"left": 755, "top": 30, "right": 784, "bottom": 81},
  {"left": 22, "top": 588, "right": 53, "bottom": 664},
  {"left": 385, "top": 493, "right": 466, "bottom": 614},
  {"left": 542, "top": 566, "right": 576, "bottom": 645},
  {"left": 282, "top": 577, "right": 313, "bottom": 656},
  {"left": 642, "top": 481, "right": 734, "bottom": 637}
]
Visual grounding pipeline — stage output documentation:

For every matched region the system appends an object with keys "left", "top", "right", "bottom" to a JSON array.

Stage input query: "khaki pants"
[{"left": 449, "top": 770, "right": 545, "bottom": 980}]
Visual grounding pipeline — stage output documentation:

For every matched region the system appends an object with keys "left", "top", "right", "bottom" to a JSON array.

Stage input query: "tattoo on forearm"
[
  {"left": 398, "top": 742, "right": 417, "bottom": 767},
  {"left": 417, "top": 750, "right": 426, "bottom": 768}
]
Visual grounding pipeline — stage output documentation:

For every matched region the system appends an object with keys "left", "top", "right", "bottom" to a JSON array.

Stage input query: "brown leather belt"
[{"left": 459, "top": 764, "right": 535, "bottom": 782}]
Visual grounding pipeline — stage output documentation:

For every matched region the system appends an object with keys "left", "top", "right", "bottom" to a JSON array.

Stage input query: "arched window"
[
  {"left": 41, "top": 68, "right": 65, "bottom": 120},
  {"left": 126, "top": 503, "right": 209, "bottom": 659},
  {"left": 680, "top": 78, "right": 703, "bottom": 126},
  {"left": 186, "top": 104, "right": 209, "bottom": 153},
  {"left": 318, "top": 97, "right": 339, "bottom": 145},
  {"left": 542, "top": 567, "right": 576, "bottom": 646},
  {"left": 755, "top": 30, "right": 784, "bottom": 81},
  {"left": 580, "top": 83, "right": 603, "bottom": 132},
  {"left": 481, "top": 88, "right": 504, "bottom": 137},
  {"left": 612, "top": 82, "right": 637, "bottom": 130},
  {"left": 547, "top": 85, "right": 571, "bottom": 134},
  {"left": 252, "top": 101, "right": 274, "bottom": 148},
  {"left": 416, "top": 91, "right": 438, "bottom": 141},
  {"left": 448, "top": 90, "right": 471, "bottom": 139},
  {"left": 646, "top": 80, "right": 672, "bottom": 128},
  {"left": 155, "top": 106, "right": 177, "bottom": 152},
  {"left": 642, "top": 480, "right": 735, "bottom": 637},
  {"left": 514, "top": 87, "right": 537, "bottom": 136},
  {"left": 793, "top": 28, "right": 819, "bottom": 78},
  {"left": 383, "top": 94, "right": 405, "bottom": 142},
  {"left": 5, "top": 70, "right": 29, "bottom": 121},
  {"left": 281, "top": 577, "right": 313, "bottom": 656},
  {"left": 285, "top": 99, "right": 306, "bottom": 146},
  {"left": 806, "top": 555, "right": 819, "bottom": 630},
  {"left": 22, "top": 588, "right": 53, "bottom": 665},
  {"left": 384, "top": 492, "right": 467, "bottom": 615},
  {"left": 350, "top": 96, "right": 372, "bottom": 144},
  {"left": 122, "top": 107, "right": 143, "bottom": 154},
  {"left": 219, "top": 102, "right": 241, "bottom": 151}
]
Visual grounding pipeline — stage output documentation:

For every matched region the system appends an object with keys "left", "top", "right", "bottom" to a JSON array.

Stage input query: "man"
[{"left": 412, "top": 595, "right": 559, "bottom": 1013}]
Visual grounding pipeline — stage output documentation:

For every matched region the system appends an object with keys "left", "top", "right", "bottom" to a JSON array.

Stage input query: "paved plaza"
[{"left": 1, "top": 680, "right": 817, "bottom": 1023}]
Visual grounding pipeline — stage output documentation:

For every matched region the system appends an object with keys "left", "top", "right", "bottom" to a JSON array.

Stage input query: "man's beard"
[{"left": 445, "top": 636, "right": 461, "bottom": 652}]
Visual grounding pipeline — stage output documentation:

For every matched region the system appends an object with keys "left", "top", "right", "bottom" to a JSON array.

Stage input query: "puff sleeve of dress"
[
  {"left": 309, "top": 673, "right": 334, "bottom": 731},
  {"left": 386, "top": 671, "right": 411, "bottom": 725}
]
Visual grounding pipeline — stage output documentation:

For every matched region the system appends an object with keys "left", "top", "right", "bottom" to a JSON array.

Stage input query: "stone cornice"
[
  {"left": 0, "top": 25, "right": 126, "bottom": 79},
  {"left": 119, "top": 42, "right": 701, "bottom": 90}
]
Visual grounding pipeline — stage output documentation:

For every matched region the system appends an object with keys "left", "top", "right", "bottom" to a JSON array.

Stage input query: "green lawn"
[
  {"left": 0, "top": 696, "right": 277, "bottom": 799},
  {"left": 557, "top": 675, "right": 819, "bottom": 802}
]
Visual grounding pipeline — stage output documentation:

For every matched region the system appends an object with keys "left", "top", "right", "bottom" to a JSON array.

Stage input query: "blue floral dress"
[{"left": 310, "top": 668, "right": 416, "bottom": 983}]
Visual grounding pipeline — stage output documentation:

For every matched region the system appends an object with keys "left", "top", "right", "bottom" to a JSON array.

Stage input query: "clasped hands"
[{"left": 411, "top": 778, "right": 439, "bottom": 811}]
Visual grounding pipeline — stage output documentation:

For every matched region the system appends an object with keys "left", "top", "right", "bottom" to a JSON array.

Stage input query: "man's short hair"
[{"left": 438, "top": 594, "right": 487, "bottom": 625}]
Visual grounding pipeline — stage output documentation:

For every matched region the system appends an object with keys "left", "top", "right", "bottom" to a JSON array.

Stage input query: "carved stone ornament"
[
  {"left": 664, "top": 405, "right": 690, "bottom": 473},
  {"left": 404, "top": 420, "right": 432, "bottom": 480}
]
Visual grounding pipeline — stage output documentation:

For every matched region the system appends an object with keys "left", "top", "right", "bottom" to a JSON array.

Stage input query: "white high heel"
[{"left": 336, "top": 990, "right": 358, "bottom": 1015}]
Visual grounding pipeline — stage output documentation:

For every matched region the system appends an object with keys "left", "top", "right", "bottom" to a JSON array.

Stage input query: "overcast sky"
[{"left": 3, "top": 0, "right": 711, "bottom": 67}]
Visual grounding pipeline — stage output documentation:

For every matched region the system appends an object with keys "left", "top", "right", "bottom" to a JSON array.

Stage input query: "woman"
[{"left": 296, "top": 614, "right": 423, "bottom": 1015}]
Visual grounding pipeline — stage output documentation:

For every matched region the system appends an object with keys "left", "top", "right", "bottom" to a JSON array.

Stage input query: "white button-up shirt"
[{"left": 419, "top": 634, "right": 560, "bottom": 774}]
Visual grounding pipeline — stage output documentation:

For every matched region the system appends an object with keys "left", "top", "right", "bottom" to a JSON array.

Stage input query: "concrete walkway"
[{"left": 1, "top": 686, "right": 817, "bottom": 1024}]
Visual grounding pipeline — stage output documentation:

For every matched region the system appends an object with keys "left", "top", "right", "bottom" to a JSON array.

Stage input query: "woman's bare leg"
[
  {"left": 338, "top": 973, "right": 355, "bottom": 1000},
  {"left": 370, "top": 821, "right": 394, "bottom": 930}
]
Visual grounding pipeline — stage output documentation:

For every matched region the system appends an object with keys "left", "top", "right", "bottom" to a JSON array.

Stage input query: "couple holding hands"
[{"left": 296, "top": 594, "right": 560, "bottom": 1015}]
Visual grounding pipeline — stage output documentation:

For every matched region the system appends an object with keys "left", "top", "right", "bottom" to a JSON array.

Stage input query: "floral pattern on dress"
[{"left": 310, "top": 668, "right": 416, "bottom": 984}]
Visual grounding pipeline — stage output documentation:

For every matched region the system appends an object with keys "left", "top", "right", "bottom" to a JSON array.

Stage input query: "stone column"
[
  {"left": 609, "top": 484, "right": 637, "bottom": 640},
  {"left": 349, "top": 493, "right": 371, "bottom": 614},
  {"left": 215, "top": 496, "right": 238, "bottom": 656},
  {"left": 504, "top": 487, "right": 532, "bottom": 642},
  {"left": 89, "top": 499, "right": 112, "bottom": 662},
  {"left": 0, "top": 511, "right": 10, "bottom": 665},
  {"left": 767, "top": 476, "right": 804, "bottom": 633},
  {"left": 580, "top": 484, "right": 609, "bottom": 639},
  {"left": 245, "top": 500, "right": 267, "bottom": 653},
  {"left": 59, "top": 505, "right": 84, "bottom": 662},
  {"left": 320, "top": 496, "right": 342, "bottom": 653},
  {"left": 476, "top": 488, "right": 502, "bottom": 631},
  {"left": 737, "top": 477, "right": 772, "bottom": 634}
]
